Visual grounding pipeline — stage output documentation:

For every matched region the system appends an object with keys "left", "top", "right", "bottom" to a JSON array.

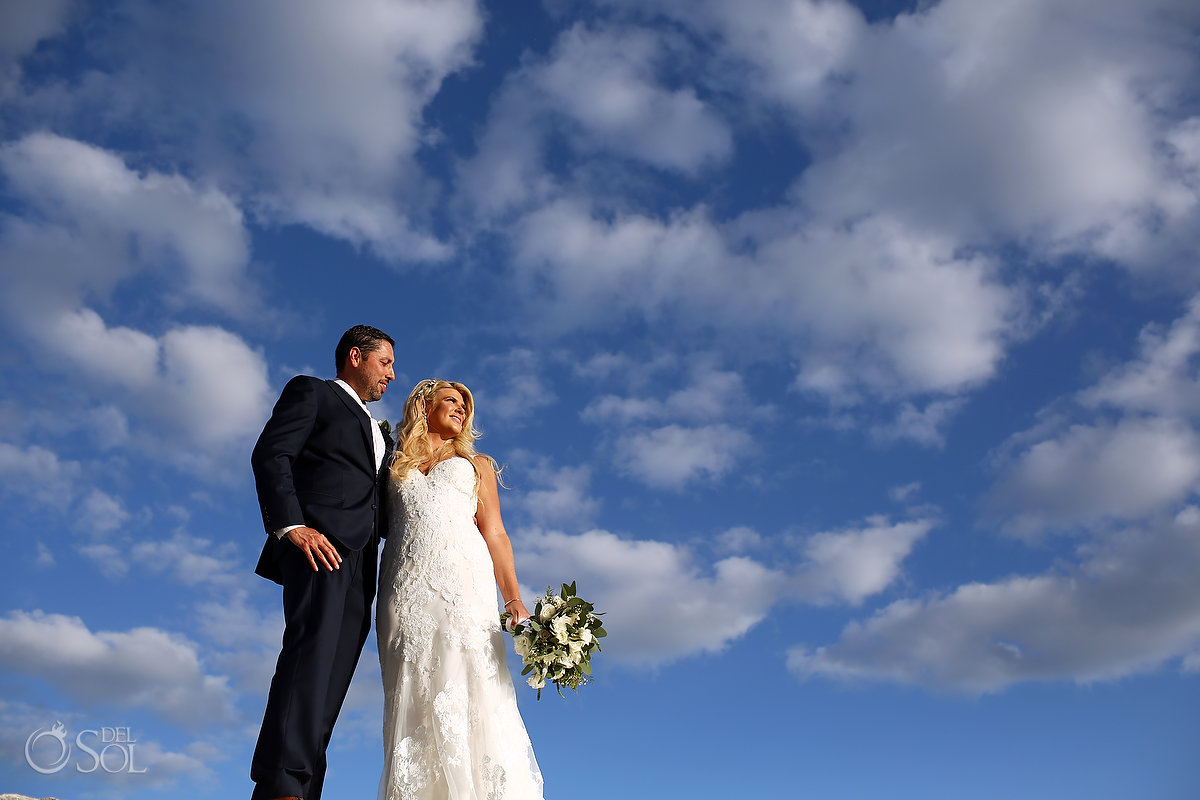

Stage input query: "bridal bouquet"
[{"left": 502, "top": 582, "right": 606, "bottom": 700}]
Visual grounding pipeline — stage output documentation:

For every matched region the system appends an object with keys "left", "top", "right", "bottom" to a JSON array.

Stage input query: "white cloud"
[
  {"left": 789, "top": 511, "right": 1200, "bottom": 691},
  {"left": 0, "top": 134, "right": 272, "bottom": 469},
  {"left": 464, "top": 0, "right": 1199, "bottom": 422},
  {"left": 457, "top": 18, "right": 730, "bottom": 222},
  {"left": 533, "top": 23, "right": 732, "bottom": 174},
  {"left": 580, "top": 359, "right": 762, "bottom": 490},
  {"left": 613, "top": 423, "right": 752, "bottom": 490},
  {"left": 0, "top": 611, "right": 236, "bottom": 726},
  {"left": 715, "top": 525, "right": 764, "bottom": 555},
  {"left": 752, "top": 215, "right": 1018, "bottom": 397},
  {"left": 193, "top": 590, "right": 284, "bottom": 694},
  {"left": 706, "top": 0, "right": 862, "bottom": 107},
  {"left": 604, "top": 0, "right": 864, "bottom": 109},
  {"left": 870, "top": 399, "right": 965, "bottom": 448},
  {"left": 511, "top": 200, "right": 1018, "bottom": 401},
  {"left": 509, "top": 460, "right": 599, "bottom": 527},
  {"left": 0, "top": 0, "right": 74, "bottom": 97},
  {"left": 511, "top": 199, "right": 732, "bottom": 329},
  {"left": 0, "top": 132, "right": 254, "bottom": 317},
  {"left": 453, "top": 76, "right": 555, "bottom": 222},
  {"left": 458, "top": 6, "right": 1032, "bottom": 415},
  {"left": 0, "top": 0, "right": 73, "bottom": 58},
  {"left": 39, "top": 309, "right": 274, "bottom": 462},
  {"left": 1079, "top": 295, "right": 1200, "bottom": 419},
  {"left": 786, "top": 0, "right": 1200, "bottom": 271},
  {"left": 991, "top": 417, "right": 1200, "bottom": 535},
  {"left": 571, "top": 351, "right": 633, "bottom": 381},
  {"left": 48, "top": 306, "right": 160, "bottom": 383},
  {"left": 988, "top": 294, "right": 1200, "bottom": 536},
  {"left": 583, "top": 359, "right": 748, "bottom": 427},
  {"left": 77, "top": 488, "right": 131, "bottom": 536},
  {"left": 77, "top": 542, "right": 128, "bottom": 580},
  {"left": 595, "top": 0, "right": 1200, "bottom": 271},
  {"left": 582, "top": 394, "right": 659, "bottom": 427},
  {"left": 35, "top": 541, "right": 55, "bottom": 567},
  {"left": 151, "top": 325, "right": 274, "bottom": 452},
  {"left": 794, "top": 516, "right": 934, "bottom": 606},
  {"left": 78, "top": 405, "right": 132, "bottom": 451},
  {"left": 88, "top": 0, "right": 483, "bottom": 261},
  {"left": 0, "top": 442, "right": 81, "bottom": 506},
  {"left": 130, "top": 534, "right": 242, "bottom": 589},
  {"left": 517, "top": 528, "right": 786, "bottom": 666},
  {"left": 518, "top": 512, "right": 931, "bottom": 665},
  {"left": 889, "top": 482, "right": 922, "bottom": 503},
  {"left": 472, "top": 348, "right": 557, "bottom": 425}
]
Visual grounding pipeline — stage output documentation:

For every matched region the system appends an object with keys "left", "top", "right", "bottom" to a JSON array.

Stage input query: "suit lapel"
[{"left": 327, "top": 379, "right": 375, "bottom": 472}]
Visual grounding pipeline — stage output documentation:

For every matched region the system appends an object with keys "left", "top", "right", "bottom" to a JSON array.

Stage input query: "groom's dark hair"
[{"left": 335, "top": 324, "right": 395, "bottom": 372}]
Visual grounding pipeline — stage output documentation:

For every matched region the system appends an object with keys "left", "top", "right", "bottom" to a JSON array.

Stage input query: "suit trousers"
[{"left": 250, "top": 536, "right": 377, "bottom": 800}]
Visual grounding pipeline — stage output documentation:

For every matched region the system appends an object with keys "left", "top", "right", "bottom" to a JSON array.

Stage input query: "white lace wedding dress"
[{"left": 377, "top": 456, "right": 544, "bottom": 800}]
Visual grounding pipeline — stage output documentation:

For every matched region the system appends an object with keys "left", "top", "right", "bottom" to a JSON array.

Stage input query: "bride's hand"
[{"left": 506, "top": 599, "right": 532, "bottom": 630}]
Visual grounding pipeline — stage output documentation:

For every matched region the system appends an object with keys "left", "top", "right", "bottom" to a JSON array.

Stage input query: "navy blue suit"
[{"left": 249, "top": 376, "right": 390, "bottom": 800}]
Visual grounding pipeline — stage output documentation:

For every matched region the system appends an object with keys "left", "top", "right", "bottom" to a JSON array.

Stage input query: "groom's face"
[{"left": 350, "top": 342, "right": 395, "bottom": 402}]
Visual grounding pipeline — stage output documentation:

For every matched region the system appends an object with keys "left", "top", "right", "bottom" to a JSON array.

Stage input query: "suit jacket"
[{"left": 251, "top": 376, "right": 392, "bottom": 584}]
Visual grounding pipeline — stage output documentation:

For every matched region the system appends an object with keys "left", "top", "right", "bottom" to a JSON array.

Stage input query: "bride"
[{"left": 376, "top": 379, "right": 544, "bottom": 800}]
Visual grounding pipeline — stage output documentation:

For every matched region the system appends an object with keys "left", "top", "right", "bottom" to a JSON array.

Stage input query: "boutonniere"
[{"left": 378, "top": 419, "right": 393, "bottom": 439}]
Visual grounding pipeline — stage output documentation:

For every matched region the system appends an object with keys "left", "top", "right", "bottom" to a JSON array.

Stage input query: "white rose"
[
  {"left": 527, "top": 673, "right": 545, "bottom": 690},
  {"left": 578, "top": 628, "right": 593, "bottom": 645},
  {"left": 513, "top": 636, "right": 531, "bottom": 658},
  {"left": 539, "top": 604, "right": 557, "bottom": 622}
]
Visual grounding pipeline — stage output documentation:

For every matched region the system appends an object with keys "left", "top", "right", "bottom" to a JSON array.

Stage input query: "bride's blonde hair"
[{"left": 390, "top": 379, "right": 496, "bottom": 495}]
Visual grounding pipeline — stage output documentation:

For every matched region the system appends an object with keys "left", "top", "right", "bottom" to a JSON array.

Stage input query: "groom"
[{"left": 249, "top": 324, "right": 395, "bottom": 800}]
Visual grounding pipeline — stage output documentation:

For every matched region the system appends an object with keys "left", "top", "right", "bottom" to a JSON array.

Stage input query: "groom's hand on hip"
[{"left": 285, "top": 526, "right": 343, "bottom": 571}]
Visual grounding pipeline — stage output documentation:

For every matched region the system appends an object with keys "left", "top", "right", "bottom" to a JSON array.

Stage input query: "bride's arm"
[{"left": 474, "top": 455, "right": 532, "bottom": 626}]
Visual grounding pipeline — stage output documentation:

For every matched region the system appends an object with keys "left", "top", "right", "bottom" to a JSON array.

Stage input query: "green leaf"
[
  {"left": 521, "top": 664, "right": 533, "bottom": 675},
  {"left": 582, "top": 660, "right": 592, "bottom": 675}
]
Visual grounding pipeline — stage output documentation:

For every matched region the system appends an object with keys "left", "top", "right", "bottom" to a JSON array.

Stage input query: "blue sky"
[{"left": 2, "top": 0, "right": 1199, "bottom": 797}]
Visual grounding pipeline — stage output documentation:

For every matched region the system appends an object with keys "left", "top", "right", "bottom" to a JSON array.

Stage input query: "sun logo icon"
[{"left": 25, "top": 720, "right": 71, "bottom": 774}]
